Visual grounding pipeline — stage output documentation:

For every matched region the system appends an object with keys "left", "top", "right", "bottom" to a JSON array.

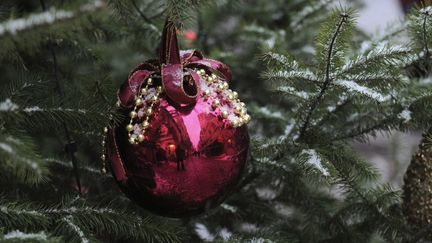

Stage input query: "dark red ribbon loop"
[
  {"left": 162, "top": 64, "right": 197, "bottom": 105},
  {"left": 117, "top": 19, "right": 233, "bottom": 108},
  {"left": 160, "top": 19, "right": 181, "bottom": 65},
  {"left": 159, "top": 20, "right": 198, "bottom": 106}
]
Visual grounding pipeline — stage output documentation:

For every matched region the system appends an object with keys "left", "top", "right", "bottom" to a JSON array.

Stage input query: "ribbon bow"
[{"left": 117, "top": 19, "right": 232, "bottom": 108}]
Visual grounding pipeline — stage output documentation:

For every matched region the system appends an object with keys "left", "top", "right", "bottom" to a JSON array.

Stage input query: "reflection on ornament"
[{"left": 167, "top": 143, "right": 176, "bottom": 153}]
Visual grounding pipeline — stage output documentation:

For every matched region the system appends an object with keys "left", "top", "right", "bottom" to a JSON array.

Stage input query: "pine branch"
[
  {"left": 255, "top": 157, "right": 290, "bottom": 174},
  {"left": 333, "top": 80, "right": 390, "bottom": 102},
  {"left": 320, "top": 146, "right": 410, "bottom": 240},
  {"left": 331, "top": 116, "right": 396, "bottom": 142},
  {"left": 421, "top": 8, "right": 431, "bottom": 59},
  {"left": 298, "top": 12, "right": 350, "bottom": 140},
  {"left": 41, "top": 0, "right": 81, "bottom": 194},
  {"left": 409, "top": 5, "right": 432, "bottom": 60},
  {"left": 0, "top": 106, "right": 108, "bottom": 132},
  {"left": 46, "top": 158, "right": 106, "bottom": 177},
  {"left": 165, "top": 0, "right": 193, "bottom": 26},
  {"left": 0, "top": 1, "right": 106, "bottom": 37},
  {"left": 0, "top": 134, "right": 49, "bottom": 185},
  {"left": 266, "top": 70, "right": 320, "bottom": 84},
  {"left": 107, "top": 0, "right": 161, "bottom": 40},
  {"left": 0, "top": 230, "right": 60, "bottom": 242},
  {"left": 129, "top": 0, "right": 153, "bottom": 24},
  {"left": 56, "top": 216, "right": 94, "bottom": 243},
  {"left": 315, "top": 98, "right": 352, "bottom": 127},
  {"left": 336, "top": 44, "right": 409, "bottom": 79},
  {"left": 273, "top": 86, "right": 312, "bottom": 100},
  {"left": 343, "top": 73, "right": 401, "bottom": 84},
  {"left": 0, "top": 199, "right": 184, "bottom": 242},
  {"left": 290, "top": 0, "right": 332, "bottom": 30},
  {"left": 261, "top": 52, "right": 321, "bottom": 86}
]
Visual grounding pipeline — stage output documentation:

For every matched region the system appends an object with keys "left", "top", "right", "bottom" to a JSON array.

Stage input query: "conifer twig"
[
  {"left": 328, "top": 150, "right": 412, "bottom": 239},
  {"left": 316, "top": 98, "right": 352, "bottom": 127},
  {"left": 422, "top": 10, "right": 430, "bottom": 59},
  {"left": 94, "top": 80, "right": 109, "bottom": 103},
  {"left": 298, "top": 13, "right": 349, "bottom": 140},
  {"left": 129, "top": 0, "right": 153, "bottom": 24},
  {"left": 331, "top": 116, "right": 395, "bottom": 141},
  {"left": 40, "top": 0, "right": 82, "bottom": 195},
  {"left": 1, "top": 1, "right": 105, "bottom": 37}
]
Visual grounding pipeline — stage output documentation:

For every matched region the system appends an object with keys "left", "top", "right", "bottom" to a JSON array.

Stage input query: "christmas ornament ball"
[
  {"left": 107, "top": 89, "right": 249, "bottom": 217},
  {"left": 104, "top": 20, "right": 250, "bottom": 217}
]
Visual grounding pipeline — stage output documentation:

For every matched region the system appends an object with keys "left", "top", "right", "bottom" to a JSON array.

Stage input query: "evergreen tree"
[{"left": 0, "top": 0, "right": 431, "bottom": 242}]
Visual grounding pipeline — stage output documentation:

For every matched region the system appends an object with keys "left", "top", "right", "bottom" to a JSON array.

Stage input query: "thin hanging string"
[{"left": 39, "top": 0, "right": 82, "bottom": 195}]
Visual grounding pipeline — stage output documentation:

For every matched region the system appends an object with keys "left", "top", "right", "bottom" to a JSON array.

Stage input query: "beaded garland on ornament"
[{"left": 123, "top": 68, "right": 250, "bottom": 145}]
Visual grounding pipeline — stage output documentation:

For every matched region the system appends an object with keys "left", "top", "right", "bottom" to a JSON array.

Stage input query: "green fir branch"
[
  {"left": 0, "top": 134, "right": 49, "bottom": 185},
  {"left": 0, "top": 199, "right": 184, "bottom": 242},
  {"left": 298, "top": 10, "right": 354, "bottom": 140}
]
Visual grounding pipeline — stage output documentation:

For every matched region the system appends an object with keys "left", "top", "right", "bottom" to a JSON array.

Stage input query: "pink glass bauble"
[
  {"left": 107, "top": 95, "right": 249, "bottom": 217},
  {"left": 106, "top": 19, "right": 250, "bottom": 218}
]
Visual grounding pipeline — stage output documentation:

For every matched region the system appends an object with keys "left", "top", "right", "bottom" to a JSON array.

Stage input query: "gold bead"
[
  {"left": 212, "top": 99, "right": 220, "bottom": 108},
  {"left": 101, "top": 167, "right": 107, "bottom": 174},
  {"left": 135, "top": 98, "right": 143, "bottom": 106},
  {"left": 116, "top": 100, "right": 121, "bottom": 107},
  {"left": 232, "top": 91, "right": 238, "bottom": 99},
  {"left": 142, "top": 121, "right": 150, "bottom": 129},
  {"left": 234, "top": 105, "right": 242, "bottom": 114},
  {"left": 231, "top": 119, "right": 239, "bottom": 127},
  {"left": 103, "top": 127, "right": 108, "bottom": 133},
  {"left": 101, "top": 154, "right": 106, "bottom": 160},
  {"left": 138, "top": 134, "right": 145, "bottom": 142},
  {"left": 203, "top": 89, "right": 211, "bottom": 97},
  {"left": 141, "top": 88, "right": 147, "bottom": 95},
  {"left": 147, "top": 78, "right": 153, "bottom": 85},
  {"left": 130, "top": 111, "right": 137, "bottom": 118},
  {"left": 207, "top": 76, "right": 214, "bottom": 83},
  {"left": 244, "top": 114, "right": 251, "bottom": 123},
  {"left": 126, "top": 124, "right": 134, "bottom": 132},
  {"left": 240, "top": 108, "right": 247, "bottom": 116},
  {"left": 157, "top": 86, "right": 163, "bottom": 93},
  {"left": 129, "top": 137, "right": 136, "bottom": 144},
  {"left": 145, "top": 107, "right": 152, "bottom": 115},
  {"left": 221, "top": 110, "right": 229, "bottom": 118},
  {"left": 227, "top": 94, "right": 234, "bottom": 101},
  {"left": 101, "top": 140, "right": 105, "bottom": 146},
  {"left": 240, "top": 102, "right": 246, "bottom": 107},
  {"left": 238, "top": 117, "right": 244, "bottom": 124},
  {"left": 217, "top": 83, "right": 225, "bottom": 92},
  {"left": 223, "top": 81, "right": 229, "bottom": 89},
  {"left": 150, "top": 95, "right": 158, "bottom": 103},
  {"left": 211, "top": 73, "right": 217, "bottom": 80},
  {"left": 199, "top": 69, "right": 206, "bottom": 75}
]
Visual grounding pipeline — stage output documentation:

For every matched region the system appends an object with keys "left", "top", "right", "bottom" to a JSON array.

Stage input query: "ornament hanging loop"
[
  {"left": 160, "top": 19, "right": 181, "bottom": 65},
  {"left": 160, "top": 18, "right": 199, "bottom": 106}
]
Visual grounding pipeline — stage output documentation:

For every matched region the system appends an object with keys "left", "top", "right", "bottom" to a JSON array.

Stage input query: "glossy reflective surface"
[{"left": 108, "top": 97, "right": 249, "bottom": 217}]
